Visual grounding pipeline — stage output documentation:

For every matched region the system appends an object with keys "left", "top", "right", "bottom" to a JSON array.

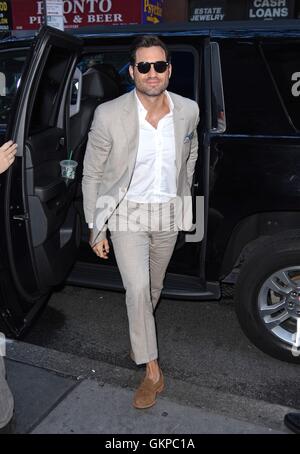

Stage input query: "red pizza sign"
[{"left": 12, "top": 0, "right": 142, "bottom": 29}]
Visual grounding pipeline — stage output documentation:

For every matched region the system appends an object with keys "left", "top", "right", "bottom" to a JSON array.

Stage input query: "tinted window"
[
  {"left": 168, "top": 50, "right": 196, "bottom": 100},
  {"left": 262, "top": 41, "right": 300, "bottom": 132},
  {"left": 29, "top": 47, "right": 70, "bottom": 134},
  {"left": 220, "top": 40, "right": 293, "bottom": 135},
  {"left": 78, "top": 48, "right": 196, "bottom": 100},
  {"left": 0, "top": 49, "right": 28, "bottom": 126},
  {"left": 78, "top": 51, "right": 129, "bottom": 94},
  {"left": 29, "top": 46, "right": 72, "bottom": 134}
]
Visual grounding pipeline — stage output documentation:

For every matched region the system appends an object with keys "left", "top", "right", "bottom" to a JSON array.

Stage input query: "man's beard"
[{"left": 135, "top": 78, "right": 169, "bottom": 97}]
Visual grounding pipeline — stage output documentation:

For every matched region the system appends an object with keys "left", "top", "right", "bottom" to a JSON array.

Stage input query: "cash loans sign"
[
  {"left": 12, "top": 0, "right": 141, "bottom": 29},
  {"left": 248, "top": 0, "right": 294, "bottom": 20}
]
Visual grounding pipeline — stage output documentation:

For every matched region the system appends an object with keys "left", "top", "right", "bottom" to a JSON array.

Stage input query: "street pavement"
[
  {"left": 4, "top": 285, "right": 300, "bottom": 434},
  {"left": 4, "top": 339, "right": 295, "bottom": 434}
]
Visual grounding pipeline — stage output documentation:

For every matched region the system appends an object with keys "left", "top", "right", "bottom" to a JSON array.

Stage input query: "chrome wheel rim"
[{"left": 258, "top": 267, "right": 300, "bottom": 345}]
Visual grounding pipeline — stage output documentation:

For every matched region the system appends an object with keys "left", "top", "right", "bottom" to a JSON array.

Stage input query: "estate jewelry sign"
[{"left": 189, "top": 0, "right": 226, "bottom": 21}]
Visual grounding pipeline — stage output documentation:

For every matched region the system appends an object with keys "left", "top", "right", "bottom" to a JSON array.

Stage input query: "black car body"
[{"left": 0, "top": 20, "right": 300, "bottom": 363}]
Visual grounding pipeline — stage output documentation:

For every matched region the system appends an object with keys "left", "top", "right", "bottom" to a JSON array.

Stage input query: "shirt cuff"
[{"left": 88, "top": 223, "right": 93, "bottom": 229}]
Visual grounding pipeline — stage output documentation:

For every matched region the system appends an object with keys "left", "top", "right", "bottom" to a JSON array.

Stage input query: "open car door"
[{"left": 0, "top": 26, "right": 82, "bottom": 336}]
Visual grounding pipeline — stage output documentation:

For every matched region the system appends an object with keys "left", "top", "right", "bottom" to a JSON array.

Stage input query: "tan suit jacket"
[{"left": 82, "top": 90, "right": 199, "bottom": 246}]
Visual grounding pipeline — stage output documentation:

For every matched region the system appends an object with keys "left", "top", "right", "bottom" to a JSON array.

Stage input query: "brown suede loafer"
[{"left": 133, "top": 369, "right": 164, "bottom": 409}]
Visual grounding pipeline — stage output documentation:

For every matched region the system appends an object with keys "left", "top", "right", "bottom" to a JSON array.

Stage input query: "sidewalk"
[{"left": 5, "top": 340, "right": 293, "bottom": 434}]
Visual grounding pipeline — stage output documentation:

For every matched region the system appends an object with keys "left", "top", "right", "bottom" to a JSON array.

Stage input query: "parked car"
[{"left": 0, "top": 21, "right": 300, "bottom": 363}]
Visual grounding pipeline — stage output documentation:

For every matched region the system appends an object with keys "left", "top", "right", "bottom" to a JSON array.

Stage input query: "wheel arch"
[{"left": 220, "top": 211, "right": 300, "bottom": 281}]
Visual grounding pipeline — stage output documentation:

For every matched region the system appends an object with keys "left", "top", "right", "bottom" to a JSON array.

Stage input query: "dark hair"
[{"left": 129, "top": 35, "right": 170, "bottom": 65}]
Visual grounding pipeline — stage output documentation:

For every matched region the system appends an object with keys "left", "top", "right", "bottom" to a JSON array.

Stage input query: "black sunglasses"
[{"left": 134, "top": 61, "right": 170, "bottom": 74}]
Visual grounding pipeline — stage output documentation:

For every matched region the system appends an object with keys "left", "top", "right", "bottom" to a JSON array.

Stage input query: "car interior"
[{"left": 70, "top": 58, "right": 129, "bottom": 263}]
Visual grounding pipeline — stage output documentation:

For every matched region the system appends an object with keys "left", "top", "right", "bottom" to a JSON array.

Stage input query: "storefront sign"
[
  {"left": 189, "top": 0, "right": 226, "bottom": 21},
  {"left": 0, "top": 0, "right": 12, "bottom": 30},
  {"left": 142, "top": 0, "right": 163, "bottom": 24},
  {"left": 248, "top": 0, "right": 295, "bottom": 20},
  {"left": 12, "top": 0, "right": 141, "bottom": 30}
]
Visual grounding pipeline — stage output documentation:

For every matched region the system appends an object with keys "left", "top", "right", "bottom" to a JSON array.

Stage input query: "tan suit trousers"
[{"left": 108, "top": 198, "right": 178, "bottom": 365}]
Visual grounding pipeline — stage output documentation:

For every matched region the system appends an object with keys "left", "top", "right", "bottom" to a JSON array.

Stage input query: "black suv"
[{"left": 0, "top": 21, "right": 300, "bottom": 363}]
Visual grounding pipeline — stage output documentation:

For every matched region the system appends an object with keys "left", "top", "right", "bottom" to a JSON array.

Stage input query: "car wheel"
[{"left": 235, "top": 238, "right": 300, "bottom": 363}]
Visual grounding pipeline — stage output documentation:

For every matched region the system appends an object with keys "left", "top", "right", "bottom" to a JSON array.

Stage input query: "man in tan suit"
[{"left": 82, "top": 35, "right": 199, "bottom": 409}]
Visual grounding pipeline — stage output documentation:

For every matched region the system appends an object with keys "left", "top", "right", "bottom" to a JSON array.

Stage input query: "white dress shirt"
[{"left": 125, "top": 90, "right": 177, "bottom": 203}]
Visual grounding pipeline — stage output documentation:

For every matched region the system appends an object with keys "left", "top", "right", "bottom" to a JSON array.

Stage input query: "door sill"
[{"left": 66, "top": 262, "right": 220, "bottom": 300}]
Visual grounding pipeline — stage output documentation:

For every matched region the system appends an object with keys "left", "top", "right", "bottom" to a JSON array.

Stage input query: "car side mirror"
[{"left": 210, "top": 42, "right": 226, "bottom": 134}]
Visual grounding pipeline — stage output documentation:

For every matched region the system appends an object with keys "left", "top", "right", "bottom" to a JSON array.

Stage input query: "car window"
[
  {"left": 0, "top": 46, "right": 197, "bottom": 130},
  {"left": 78, "top": 51, "right": 130, "bottom": 94},
  {"left": 28, "top": 45, "right": 73, "bottom": 134},
  {"left": 262, "top": 41, "right": 300, "bottom": 133},
  {"left": 78, "top": 47, "right": 197, "bottom": 100},
  {"left": 220, "top": 40, "right": 294, "bottom": 135},
  {"left": 168, "top": 49, "right": 196, "bottom": 100},
  {"left": 0, "top": 49, "right": 28, "bottom": 126}
]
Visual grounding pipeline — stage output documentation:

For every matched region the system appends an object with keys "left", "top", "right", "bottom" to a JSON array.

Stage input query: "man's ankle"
[{"left": 146, "top": 364, "right": 161, "bottom": 382}]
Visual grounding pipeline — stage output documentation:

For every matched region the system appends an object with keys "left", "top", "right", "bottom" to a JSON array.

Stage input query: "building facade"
[
  {"left": 0, "top": 0, "right": 299, "bottom": 32},
  {"left": 163, "top": 0, "right": 300, "bottom": 23}
]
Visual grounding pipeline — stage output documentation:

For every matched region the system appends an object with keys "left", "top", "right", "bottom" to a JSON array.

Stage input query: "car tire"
[{"left": 235, "top": 237, "right": 300, "bottom": 363}]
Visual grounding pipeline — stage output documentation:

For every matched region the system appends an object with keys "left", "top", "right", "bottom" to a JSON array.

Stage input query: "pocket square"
[{"left": 183, "top": 132, "right": 194, "bottom": 143}]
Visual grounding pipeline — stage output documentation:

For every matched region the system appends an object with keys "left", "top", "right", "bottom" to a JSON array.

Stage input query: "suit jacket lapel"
[
  {"left": 170, "top": 92, "right": 185, "bottom": 180},
  {"left": 121, "top": 90, "right": 139, "bottom": 179}
]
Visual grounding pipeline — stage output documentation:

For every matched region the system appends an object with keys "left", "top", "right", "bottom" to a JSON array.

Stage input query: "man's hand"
[
  {"left": 92, "top": 239, "right": 110, "bottom": 259},
  {"left": 0, "top": 141, "right": 17, "bottom": 174}
]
